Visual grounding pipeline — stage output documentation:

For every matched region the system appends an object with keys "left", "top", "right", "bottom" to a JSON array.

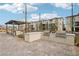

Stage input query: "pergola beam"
[{"left": 5, "top": 20, "right": 25, "bottom": 25}]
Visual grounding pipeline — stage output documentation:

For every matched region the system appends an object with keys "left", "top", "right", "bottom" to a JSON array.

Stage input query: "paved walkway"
[{"left": 0, "top": 32, "right": 79, "bottom": 56}]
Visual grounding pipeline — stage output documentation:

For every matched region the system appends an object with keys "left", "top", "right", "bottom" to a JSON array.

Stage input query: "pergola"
[
  {"left": 5, "top": 20, "right": 28, "bottom": 35},
  {"left": 5, "top": 20, "right": 25, "bottom": 25}
]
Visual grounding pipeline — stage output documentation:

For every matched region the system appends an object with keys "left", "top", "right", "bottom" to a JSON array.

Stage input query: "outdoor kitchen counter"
[
  {"left": 66, "top": 33, "right": 75, "bottom": 45},
  {"left": 48, "top": 33, "right": 75, "bottom": 46},
  {"left": 24, "top": 32, "right": 43, "bottom": 42}
]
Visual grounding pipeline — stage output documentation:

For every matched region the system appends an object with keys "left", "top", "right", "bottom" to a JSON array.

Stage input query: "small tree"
[{"left": 49, "top": 23, "right": 57, "bottom": 32}]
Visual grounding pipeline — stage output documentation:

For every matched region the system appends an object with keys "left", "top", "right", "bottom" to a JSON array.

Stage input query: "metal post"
[
  {"left": 24, "top": 3, "right": 27, "bottom": 33},
  {"left": 38, "top": 13, "right": 41, "bottom": 31},
  {"left": 39, "top": 13, "right": 41, "bottom": 21},
  {"left": 13, "top": 22, "right": 15, "bottom": 35},
  {"left": 6, "top": 24, "right": 8, "bottom": 33},
  {"left": 71, "top": 3, "right": 73, "bottom": 33},
  {"left": 18, "top": 24, "right": 19, "bottom": 31}
]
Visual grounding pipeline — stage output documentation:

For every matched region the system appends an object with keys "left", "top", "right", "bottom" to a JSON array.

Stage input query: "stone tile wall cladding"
[
  {"left": 42, "top": 33, "right": 75, "bottom": 46},
  {"left": 24, "top": 32, "right": 43, "bottom": 42}
]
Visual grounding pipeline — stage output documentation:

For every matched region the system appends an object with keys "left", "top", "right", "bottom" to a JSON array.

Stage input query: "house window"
[
  {"left": 30, "top": 25, "right": 34, "bottom": 31},
  {"left": 74, "top": 22, "right": 79, "bottom": 32},
  {"left": 75, "top": 27, "right": 79, "bottom": 32},
  {"left": 75, "top": 22, "right": 79, "bottom": 26},
  {"left": 42, "top": 24, "right": 45, "bottom": 30}
]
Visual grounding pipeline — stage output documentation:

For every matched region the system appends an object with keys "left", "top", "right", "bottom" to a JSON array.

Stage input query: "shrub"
[
  {"left": 75, "top": 34, "right": 79, "bottom": 46},
  {"left": 17, "top": 34, "right": 24, "bottom": 38}
]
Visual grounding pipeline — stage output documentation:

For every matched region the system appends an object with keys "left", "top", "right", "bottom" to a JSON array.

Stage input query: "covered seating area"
[
  {"left": 5, "top": 20, "right": 75, "bottom": 44},
  {"left": 5, "top": 20, "right": 43, "bottom": 42},
  {"left": 5, "top": 20, "right": 26, "bottom": 36}
]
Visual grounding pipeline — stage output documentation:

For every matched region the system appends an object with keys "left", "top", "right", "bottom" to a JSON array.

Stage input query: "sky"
[{"left": 0, "top": 3, "right": 79, "bottom": 25}]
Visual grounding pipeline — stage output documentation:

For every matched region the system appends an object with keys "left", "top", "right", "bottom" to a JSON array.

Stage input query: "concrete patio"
[{"left": 0, "top": 32, "right": 79, "bottom": 56}]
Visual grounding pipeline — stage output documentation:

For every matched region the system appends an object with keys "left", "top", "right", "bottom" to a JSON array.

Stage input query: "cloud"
[
  {"left": 76, "top": 3, "right": 79, "bottom": 6},
  {"left": 28, "top": 3, "right": 41, "bottom": 5},
  {"left": 41, "top": 13, "right": 60, "bottom": 19},
  {"left": 0, "top": 4, "right": 17, "bottom": 13},
  {"left": 27, "top": 4, "right": 38, "bottom": 12},
  {"left": 51, "top": 3, "right": 72, "bottom": 9},
  {"left": 0, "top": 3, "right": 38, "bottom": 13},
  {"left": 28, "top": 12, "right": 60, "bottom": 21}
]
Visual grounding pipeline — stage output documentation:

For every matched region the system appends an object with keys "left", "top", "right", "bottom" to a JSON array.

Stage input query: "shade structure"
[
  {"left": 5, "top": 20, "right": 27, "bottom": 25},
  {"left": 5, "top": 20, "right": 30, "bottom": 36}
]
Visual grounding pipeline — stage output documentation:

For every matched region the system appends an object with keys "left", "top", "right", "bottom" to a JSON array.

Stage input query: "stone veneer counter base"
[
  {"left": 43, "top": 33, "right": 75, "bottom": 46},
  {"left": 24, "top": 32, "right": 43, "bottom": 42}
]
